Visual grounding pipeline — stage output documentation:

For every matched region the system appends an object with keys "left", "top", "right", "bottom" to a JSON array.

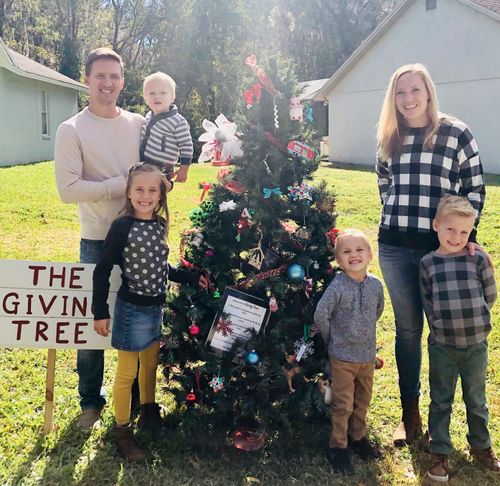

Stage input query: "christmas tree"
[{"left": 160, "top": 55, "right": 338, "bottom": 441}]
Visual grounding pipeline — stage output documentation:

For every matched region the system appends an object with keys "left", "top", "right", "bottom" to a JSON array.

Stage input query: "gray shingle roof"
[
  {"left": 3, "top": 42, "right": 87, "bottom": 91},
  {"left": 469, "top": 0, "right": 500, "bottom": 14}
]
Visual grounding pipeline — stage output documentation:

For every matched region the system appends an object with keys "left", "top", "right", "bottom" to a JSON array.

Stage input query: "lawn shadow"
[{"left": 9, "top": 432, "right": 46, "bottom": 484}]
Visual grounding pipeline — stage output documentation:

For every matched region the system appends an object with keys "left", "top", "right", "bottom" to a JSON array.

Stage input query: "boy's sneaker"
[
  {"left": 349, "top": 437, "right": 382, "bottom": 460},
  {"left": 427, "top": 453, "right": 450, "bottom": 482},
  {"left": 77, "top": 407, "right": 101, "bottom": 432},
  {"left": 470, "top": 447, "right": 500, "bottom": 472},
  {"left": 327, "top": 447, "right": 354, "bottom": 475}
]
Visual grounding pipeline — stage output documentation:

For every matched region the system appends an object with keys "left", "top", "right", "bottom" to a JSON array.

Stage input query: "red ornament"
[
  {"left": 374, "top": 355, "right": 384, "bottom": 370},
  {"left": 186, "top": 390, "right": 197, "bottom": 402},
  {"left": 205, "top": 249, "right": 215, "bottom": 257},
  {"left": 231, "top": 426, "right": 267, "bottom": 451},
  {"left": 237, "top": 218, "right": 250, "bottom": 233},
  {"left": 326, "top": 228, "right": 341, "bottom": 245},
  {"left": 188, "top": 324, "right": 200, "bottom": 337}
]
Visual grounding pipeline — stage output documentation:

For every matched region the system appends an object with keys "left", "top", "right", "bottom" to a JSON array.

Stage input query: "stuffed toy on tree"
[{"left": 160, "top": 55, "right": 338, "bottom": 438}]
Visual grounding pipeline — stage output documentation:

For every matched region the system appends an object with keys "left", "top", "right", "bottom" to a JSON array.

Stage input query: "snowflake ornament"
[
  {"left": 215, "top": 318, "right": 233, "bottom": 337},
  {"left": 198, "top": 114, "right": 243, "bottom": 163},
  {"left": 294, "top": 338, "right": 314, "bottom": 360}
]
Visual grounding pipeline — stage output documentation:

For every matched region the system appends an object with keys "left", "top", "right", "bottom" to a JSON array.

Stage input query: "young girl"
[
  {"left": 92, "top": 163, "right": 207, "bottom": 461},
  {"left": 376, "top": 63, "right": 487, "bottom": 446}
]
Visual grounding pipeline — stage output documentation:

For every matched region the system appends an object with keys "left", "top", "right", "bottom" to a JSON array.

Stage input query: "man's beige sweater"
[{"left": 55, "top": 107, "right": 144, "bottom": 240}]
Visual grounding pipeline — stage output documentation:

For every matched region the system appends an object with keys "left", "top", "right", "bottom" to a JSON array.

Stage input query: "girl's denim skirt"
[{"left": 112, "top": 295, "right": 162, "bottom": 352}]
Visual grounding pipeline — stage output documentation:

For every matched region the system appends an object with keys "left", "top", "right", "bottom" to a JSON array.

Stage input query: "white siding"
[{"left": 327, "top": 0, "right": 500, "bottom": 173}]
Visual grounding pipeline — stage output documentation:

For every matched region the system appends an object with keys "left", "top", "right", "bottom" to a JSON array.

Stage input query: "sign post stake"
[{"left": 43, "top": 349, "right": 56, "bottom": 434}]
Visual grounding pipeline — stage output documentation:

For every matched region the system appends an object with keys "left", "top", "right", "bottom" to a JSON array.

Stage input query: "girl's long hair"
[
  {"left": 376, "top": 63, "right": 443, "bottom": 161},
  {"left": 123, "top": 163, "right": 170, "bottom": 238}
]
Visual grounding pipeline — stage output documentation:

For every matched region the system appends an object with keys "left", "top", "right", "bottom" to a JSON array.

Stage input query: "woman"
[{"left": 375, "top": 63, "right": 487, "bottom": 446}]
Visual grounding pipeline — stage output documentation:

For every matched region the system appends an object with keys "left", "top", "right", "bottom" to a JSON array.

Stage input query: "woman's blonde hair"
[
  {"left": 123, "top": 163, "right": 170, "bottom": 238},
  {"left": 377, "top": 63, "right": 442, "bottom": 161}
]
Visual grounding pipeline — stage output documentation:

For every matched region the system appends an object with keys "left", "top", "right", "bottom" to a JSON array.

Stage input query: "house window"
[
  {"left": 426, "top": 0, "right": 437, "bottom": 10},
  {"left": 41, "top": 90, "right": 49, "bottom": 137}
]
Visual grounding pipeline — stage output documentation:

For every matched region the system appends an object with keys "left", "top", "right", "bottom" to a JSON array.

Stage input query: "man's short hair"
[
  {"left": 85, "top": 47, "right": 124, "bottom": 76},
  {"left": 435, "top": 195, "right": 477, "bottom": 220},
  {"left": 143, "top": 72, "right": 176, "bottom": 98}
]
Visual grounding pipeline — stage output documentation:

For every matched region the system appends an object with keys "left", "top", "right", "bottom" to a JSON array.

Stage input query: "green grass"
[{"left": 0, "top": 161, "right": 499, "bottom": 485}]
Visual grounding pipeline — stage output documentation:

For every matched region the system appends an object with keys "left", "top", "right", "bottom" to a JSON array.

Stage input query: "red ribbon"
[{"left": 326, "top": 228, "right": 341, "bottom": 245}]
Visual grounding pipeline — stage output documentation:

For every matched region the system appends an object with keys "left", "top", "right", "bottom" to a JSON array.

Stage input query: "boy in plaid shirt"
[{"left": 420, "top": 195, "right": 498, "bottom": 482}]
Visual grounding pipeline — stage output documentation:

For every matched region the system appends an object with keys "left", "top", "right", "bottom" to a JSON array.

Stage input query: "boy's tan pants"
[{"left": 329, "top": 357, "right": 374, "bottom": 448}]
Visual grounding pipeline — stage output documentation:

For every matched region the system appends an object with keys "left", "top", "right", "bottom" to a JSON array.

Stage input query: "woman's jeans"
[
  {"left": 78, "top": 239, "right": 106, "bottom": 410},
  {"left": 378, "top": 243, "right": 429, "bottom": 400}
]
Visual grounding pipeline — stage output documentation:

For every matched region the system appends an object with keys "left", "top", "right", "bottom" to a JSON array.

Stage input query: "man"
[{"left": 54, "top": 48, "right": 144, "bottom": 431}]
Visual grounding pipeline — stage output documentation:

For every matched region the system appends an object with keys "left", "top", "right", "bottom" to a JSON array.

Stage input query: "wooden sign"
[
  {"left": 0, "top": 260, "right": 120, "bottom": 349},
  {"left": 206, "top": 288, "right": 270, "bottom": 354}
]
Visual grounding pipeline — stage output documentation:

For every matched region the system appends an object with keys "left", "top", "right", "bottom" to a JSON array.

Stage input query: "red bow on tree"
[
  {"left": 326, "top": 228, "right": 341, "bottom": 245},
  {"left": 243, "top": 83, "right": 263, "bottom": 106}
]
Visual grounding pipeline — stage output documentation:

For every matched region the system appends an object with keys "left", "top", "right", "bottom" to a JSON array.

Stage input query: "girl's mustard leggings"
[{"left": 113, "top": 341, "right": 160, "bottom": 425}]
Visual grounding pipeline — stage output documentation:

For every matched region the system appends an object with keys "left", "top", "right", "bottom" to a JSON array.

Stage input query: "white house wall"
[
  {"left": 327, "top": 0, "right": 500, "bottom": 174},
  {"left": 0, "top": 68, "right": 78, "bottom": 166}
]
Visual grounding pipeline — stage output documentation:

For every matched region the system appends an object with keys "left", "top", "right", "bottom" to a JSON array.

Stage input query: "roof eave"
[
  {"left": 3, "top": 64, "right": 88, "bottom": 92},
  {"left": 313, "top": 0, "right": 414, "bottom": 101},
  {"left": 457, "top": 0, "right": 500, "bottom": 21}
]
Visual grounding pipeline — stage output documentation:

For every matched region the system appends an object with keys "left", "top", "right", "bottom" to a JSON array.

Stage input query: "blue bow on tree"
[{"left": 263, "top": 187, "right": 282, "bottom": 198}]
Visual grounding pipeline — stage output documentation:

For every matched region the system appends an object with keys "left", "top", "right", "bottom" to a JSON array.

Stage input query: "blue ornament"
[
  {"left": 245, "top": 350, "right": 260, "bottom": 366},
  {"left": 287, "top": 264, "right": 305, "bottom": 281}
]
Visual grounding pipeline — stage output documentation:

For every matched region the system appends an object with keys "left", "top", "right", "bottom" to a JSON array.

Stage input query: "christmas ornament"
[
  {"left": 326, "top": 227, "right": 341, "bottom": 245},
  {"left": 305, "top": 104, "right": 314, "bottom": 123},
  {"left": 287, "top": 140, "right": 315, "bottom": 161},
  {"left": 199, "top": 181, "right": 212, "bottom": 201},
  {"left": 245, "top": 54, "right": 280, "bottom": 96},
  {"left": 248, "top": 228, "right": 264, "bottom": 270},
  {"left": 295, "top": 226, "right": 312, "bottom": 242},
  {"left": 189, "top": 208, "right": 205, "bottom": 226},
  {"left": 294, "top": 338, "right": 314, "bottom": 361},
  {"left": 243, "top": 82, "right": 262, "bottom": 107},
  {"left": 219, "top": 199, "right": 237, "bottom": 212},
  {"left": 262, "top": 186, "right": 282, "bottom": 198},
  {"left": 186, "top": 389, "right": 197, "bottom": 403},
  {"left": 209, "top": 374, "right": 225, "bottom": 393},
  {"left": 305, "top": 278, "right": 313, "bottom": 298},
  {"left": 215, "top": 317, "right": 233, "bottom": 337},
  {"left": 313, "top": 260, "right": 320, "bottom": 270},
  {"left": 262, "top": 154, "right": 272, "bottom": 175},
  {"left": 273, "top": 94, "right": 280, "bottom": 130},
  {"left": 241, "top": 207, "right": 253, "bottom": 220},
  {"left": 287, "top": 263, "right": 305, "bottom": 281},
  {"left": 230, "top": 426, "right": 267, "bottom": 452},
  {"left": 204, "top": 249, "right": 214, "bottom": 257},
  {"left": 317, "top": 376, "right": 333, "bottom": 405},
  {"left": 374, "top": 355, "right": 384, "bottom": 369},
  {"left": 283, "top": 352, "right": 302, "bottom": 393},
  {"left": 191, "top": 231, "right": 204, "bottom": 248},
  {"left": 198, "top": 114, "right": 243, "bottom": 164},
  {"left": 188, "top": 323, "right": 200, "bottom": 337},
  {"left": 213, "top": 290, "right": 221, "bottom": 299},
  {"left": 200, "top": 200, "right": 216, "bottom": 214},
  {"left": 245, "top": 350, "right": 260, "bottom": 366},
  {"left": 288, "top": 96, "right": 304, "bottom": 121},
  {"left": 269, "top": 296, "right": 278, "bottom": 313}
]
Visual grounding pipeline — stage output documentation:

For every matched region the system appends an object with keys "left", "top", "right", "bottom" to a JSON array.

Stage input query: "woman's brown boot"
[{"left": 393, "top": 396, "right": 422, "bottom": 446}]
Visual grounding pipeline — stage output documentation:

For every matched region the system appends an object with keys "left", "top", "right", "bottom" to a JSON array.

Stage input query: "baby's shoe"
[
  {"left": 349, "top": 436, "right": 382, "bottom": 460},
  {"left": 327, "top": 447, "right": 354, "bottom": 475},
  {"left": 427, "top": 453, "right": 450, "bottom": 482}
]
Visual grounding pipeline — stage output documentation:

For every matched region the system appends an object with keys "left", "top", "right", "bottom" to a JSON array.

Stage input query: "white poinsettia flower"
[
  {"left": 219, "top": 199, "right": 237, "bottom": 212},
  {"left": 198, "top": 114, "right": 243, "bottom": 163}
]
